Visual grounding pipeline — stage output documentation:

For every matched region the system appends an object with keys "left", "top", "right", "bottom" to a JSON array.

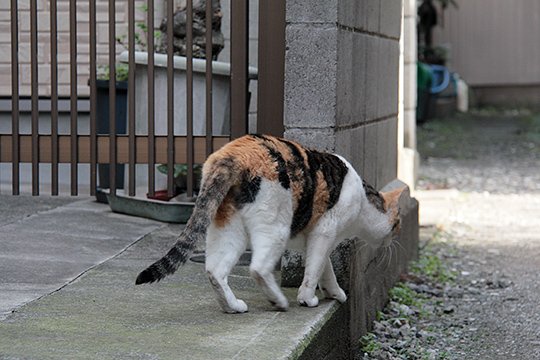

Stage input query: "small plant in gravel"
[{"left": 357, "top": 229, "right": 464, "bottom": 360}]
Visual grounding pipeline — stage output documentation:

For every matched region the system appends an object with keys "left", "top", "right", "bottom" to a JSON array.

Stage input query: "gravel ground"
[
  {"left": 359, "top": 110, "right": 540, "bottom": 359},
  {"left": 417, "top": 109, "right": 540, "bottom": 194}
]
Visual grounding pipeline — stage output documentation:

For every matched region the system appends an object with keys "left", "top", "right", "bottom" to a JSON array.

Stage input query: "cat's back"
[{"left": 211, "top": 134, "right": 359, "bottom": 235}]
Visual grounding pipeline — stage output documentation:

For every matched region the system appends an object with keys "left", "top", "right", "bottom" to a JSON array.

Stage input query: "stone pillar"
[
  {"left": 284, "top": 0, "right": 402, "bottom": 190},
  {"left": 282, "top": 1, "right": 419, "bottom": 356},
  {"left": 398, "top": 0, "right": 420, "bottom": 190}
]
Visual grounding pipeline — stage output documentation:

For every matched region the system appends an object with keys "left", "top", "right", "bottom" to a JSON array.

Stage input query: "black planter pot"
[{"left": 95, "top": 79, "right": 128, "bottom": 203}]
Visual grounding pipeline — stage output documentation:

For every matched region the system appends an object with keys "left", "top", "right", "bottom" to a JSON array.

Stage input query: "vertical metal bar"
[
  {"left": 166, "top": 0, "right": 175, "bottom": 197},
  {"left": 51, "top": 0, "right": 59, "bottom": 195},
  {"left": 186, "top": 0, "right": 194, "bottom": 198},
  {"left": 108, "top": 0, "right": 117, "bottom": 195},
  {"left": 205, "top": 0, "right": 213, "bottom": 156},
  {"left": 10, "top": 0, "right": 19, "bottom": 195},
  {"left": 230, "top": 0, "right": 249, "bottom": 139},
  {"left": 128, "top": 0, "right": 136, "bottom": 196},
  {"left": 68, "top": 0, "right": 79, "bottom": 195},
  {"left": 69, "top": 0, "right": 78, "bottom": 195},
  {"left": 147, "top": 0, "right": 155, "bottom": 197},
  {"left": 257, "top": 0, "right": 285, "bottom": 136},
  {"left": 30, "top": 0, "right": 39, "bottom": 195},
  {"left": 89, "top": 0, "right": 97, "bottom": 196}
]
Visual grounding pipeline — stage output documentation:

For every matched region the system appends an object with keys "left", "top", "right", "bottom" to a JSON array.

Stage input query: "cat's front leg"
[
  {"left": 297, "top": 232, "right": 336, "bottom": 307},
  {"left": 319, "top": 257, "right": 347, "bottom": 303}
]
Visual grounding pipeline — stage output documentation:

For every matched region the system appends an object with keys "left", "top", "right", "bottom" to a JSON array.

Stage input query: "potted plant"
[{"left": 94, "top": 65, "right": 129, "bottom": 203}]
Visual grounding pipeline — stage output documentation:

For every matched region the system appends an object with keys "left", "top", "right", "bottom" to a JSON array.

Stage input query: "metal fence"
[{"left": 0, "top": 0, "right": 284, "bottom": 198}]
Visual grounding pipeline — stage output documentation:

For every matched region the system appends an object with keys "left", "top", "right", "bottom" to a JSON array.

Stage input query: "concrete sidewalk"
[{"left": 0, "top": 196, "right": 341, "bottom": 359}]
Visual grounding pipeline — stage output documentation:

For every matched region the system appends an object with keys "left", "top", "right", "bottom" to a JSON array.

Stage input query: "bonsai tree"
[{"left": 158, "top": 0, "right": 224, "bottom": 59}]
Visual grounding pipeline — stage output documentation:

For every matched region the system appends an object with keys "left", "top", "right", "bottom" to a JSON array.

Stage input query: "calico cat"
[{"left": 136, "top": 134, "right": 401, "bottom": 313}]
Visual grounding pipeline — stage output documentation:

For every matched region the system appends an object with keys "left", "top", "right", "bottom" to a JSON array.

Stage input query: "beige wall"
[
  {"left": 433, "top": 0, "right": 540, "bottom": 87},
  {"left": 0, "top": 0, "right": 162, "bottom": 98}
]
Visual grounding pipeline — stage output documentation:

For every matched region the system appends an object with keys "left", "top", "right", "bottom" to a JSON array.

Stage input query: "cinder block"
[
  {"left": 403, "top": 16, "right": 418, "bottom": 64},
  {"left": 364, "top": 36, "right": 379, "bottom": 122},
  {"left": 380, "top": 0, "right": 403, "bottom": 39},
  {"left": 377, "top": 38, "right": 400, "bottom": 119},
  {"left": 403, "top": 62, "right": 418, "bottom": 111},
  {"left": 337, "top": 31, "right": 367, "bottom": 127},
  {"left": 362, "top": 121, "right": 378, "bottom": 187},
  {"left": 365, "top": 0, "right": 380, "bottom": 33},
  {"left": 376, "top": 117, "right": 398, "bottom": 186},
  {"left": 403, "top": 0, "right": 417, "bottom": 17},
  {"left": 284, "top": 127, "right": 336, "bottom": 152},
  {"left": 335, "top": 126, "right": 365, "bottom": 174},
  {"left": 403, "top": 110, "right": 417, "bottom": 148},
  {"left": 286, "top": 0, "right": 338, "bottom": 24},
  {"left": 338, "top": 0, "right": 365, "bottom": 30},
  {"left": 284, "top": 25, "right": 338, "bottom": 129},
  {"left": 336, "top": 30, "right": 355, "bottom": 127}
]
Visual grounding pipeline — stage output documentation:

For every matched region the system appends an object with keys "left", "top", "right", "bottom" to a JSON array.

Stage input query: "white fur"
[{"left": 205, "top": 159, "right": 393, "bottom": 313}]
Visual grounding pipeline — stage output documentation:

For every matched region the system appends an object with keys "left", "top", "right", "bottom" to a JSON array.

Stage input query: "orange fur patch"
[
  {"left": 381, "top": 188, "right": 403, "bottom": 232},
  {"left": 214, "top": 194, "right": 236, "bottom": 228}
]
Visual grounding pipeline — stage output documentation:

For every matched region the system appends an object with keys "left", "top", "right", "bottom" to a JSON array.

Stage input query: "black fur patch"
[
  {"left": 266, "top": 145, "right": 291, "bottom": 190},
  {"left": 309, "top": 151, "right": 348, "bottom": 210},
  {"left": 234, "top": 172, "right": 262, "bottom": 206},
  {"left": 252, "top": 134, "right": 291, "bottom": 190},
  {"left": 290, "top": 149, "right": 318, "bottom": 236},
  {"left": 362, "top": 179, "right": 385, "bottom": 213}
]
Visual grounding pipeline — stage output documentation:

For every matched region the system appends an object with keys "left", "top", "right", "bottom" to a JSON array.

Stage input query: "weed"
[
  {"left": 389, "top": 283, "right": 422, "bottom": 308},
  {"left": 359, "top": 333, "right": 381, "bottom": 355}
]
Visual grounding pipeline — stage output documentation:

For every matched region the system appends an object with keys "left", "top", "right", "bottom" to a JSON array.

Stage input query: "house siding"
[
  {"left": 0, "top": 0, "right": 162, "bottom": 98},
  {"left": 433, "top": 0, "right": 540, "bottom": 87}
]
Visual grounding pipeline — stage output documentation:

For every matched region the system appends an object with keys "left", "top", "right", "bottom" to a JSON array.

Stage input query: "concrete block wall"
[
  {"left": 398, "top": 0, "right": 419, "bottom": 189},
  {"left": 283, "top": 1, "right": 419, "bottom": 357},
  {"left": 284, "top": 0, "right": 402, "bottom": 190}
]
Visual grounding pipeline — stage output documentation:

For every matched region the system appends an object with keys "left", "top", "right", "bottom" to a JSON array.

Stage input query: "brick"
[
  {"left": 403, "top": 110, "right": 417, "bottom": 148},
  {"left": 362, "top": 121, "right": 378, "bottom": 187},
  {"left": 377, "top": 38, "right": 399, "bottom": 119},
  {"left": 365, "top": 0, "right": 380, "bottom": 33},
  {"left": 364, "top": 35, "right": 379, "bottom": 122},
  {"left": 338, "top": 0, "right": 365, "bottom": 30},
  {"left": 403, "top": 16, "right": 417, "bottom": 64},
  {"left": 376, "top": 117, "right": 398, "bottom": 187},
  {"left": 403, "top": 61, "right": 417, "bottom": 111},
  {"left": 286, "top": 0, "right": 338, "bottom": 24},
  {"left": 335, "top": 126, "right": 365, "bottom": 173},
  {"left": 284, "top": 24, "right": 338, "bottom": 129},
  {"left": 337, "top": 30, "right": 367, "bottom": 127},
  {"left": 284, "top": 127, "right": 336, "bottom": 152},
  {"left": 403, "top": 0, "right": 417, "bottom": 17},
  {"left": 380, "top": 0, "right": 403, "bottom": 39}
]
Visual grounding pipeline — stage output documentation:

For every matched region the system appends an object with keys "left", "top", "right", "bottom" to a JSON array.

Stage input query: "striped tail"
[{"left": 135, "top": 161, "right": 237, "bottom": 285}]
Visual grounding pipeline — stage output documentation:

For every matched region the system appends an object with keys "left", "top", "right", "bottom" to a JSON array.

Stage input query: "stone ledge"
[{"left": 282, "top": 179, "right": 419, "bottom": 358}]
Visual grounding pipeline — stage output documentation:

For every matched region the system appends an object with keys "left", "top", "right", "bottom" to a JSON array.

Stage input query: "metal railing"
[{"left": 1, "top": 0, "right": 285, "bottom": 198}]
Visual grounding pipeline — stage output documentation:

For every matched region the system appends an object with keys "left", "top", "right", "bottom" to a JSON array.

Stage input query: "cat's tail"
[{"left": 135, "top": 158, "right": 238, "bottom": 285}]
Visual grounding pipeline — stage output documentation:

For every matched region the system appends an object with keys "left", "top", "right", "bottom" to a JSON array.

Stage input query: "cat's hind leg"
[
  {"left": 319, "top": 257, "right": 347, "bottom": 303},
  {"left": 205, "top": 215, "right": 249, "bottom": 314},
  {"left": 248, "top": 227, "right": 290, "bottom": 311}
]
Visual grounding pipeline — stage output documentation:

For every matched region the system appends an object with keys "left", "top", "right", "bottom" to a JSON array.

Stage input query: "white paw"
[
  {"left": 224, "top": 299, "right": 248, "bottom": 314},
  {"left": 270, "top": 297, "right": 289, "bottom": 311},
  {"left": 271, "top": 292, "right": 289, "bottom": 311},
  {"left": 297, "top": 294, "right": 319, "bottom": 307},
  {"left": 321, "top": 287, "right": 347, "bottom": 303}
]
